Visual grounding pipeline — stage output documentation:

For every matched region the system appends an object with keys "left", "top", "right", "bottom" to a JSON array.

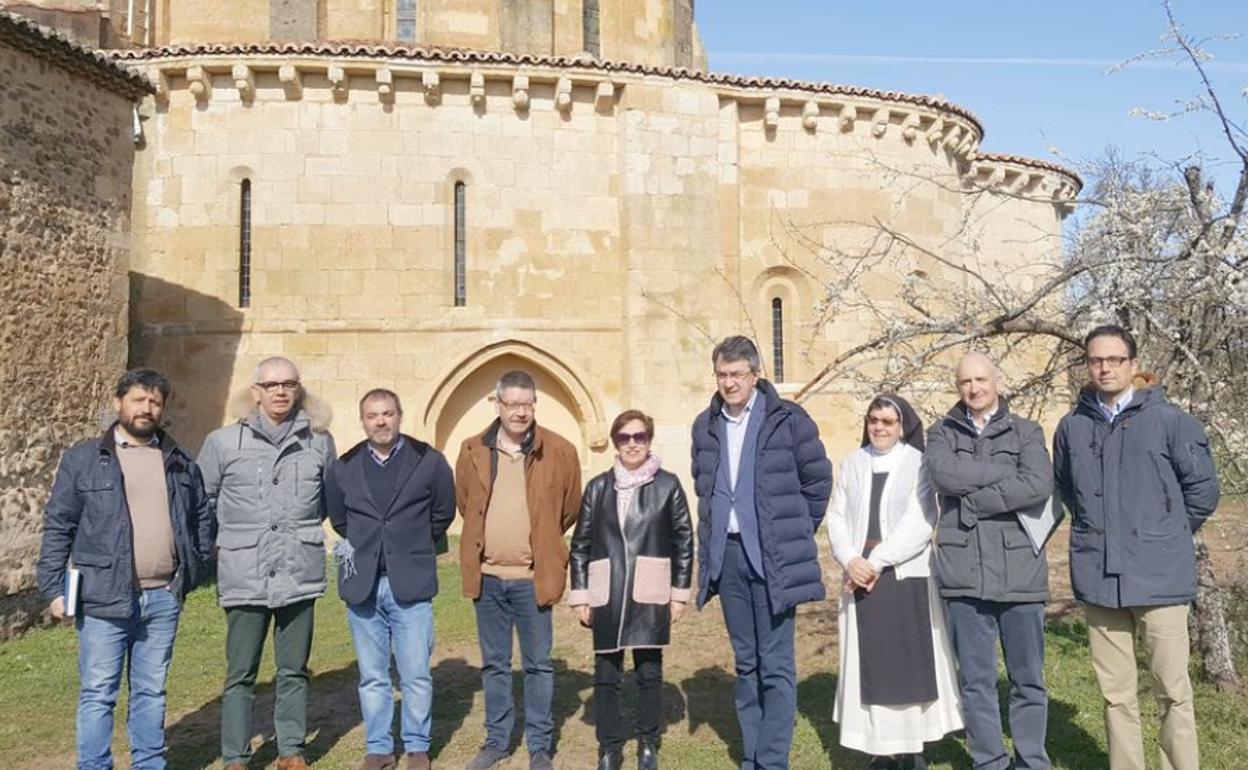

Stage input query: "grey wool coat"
[
  {"left": 924, "top": 400, "right": 1054, "bottom": 604},
  {"left": 198, "top": 410, "right": 337, "bottom": 608}
]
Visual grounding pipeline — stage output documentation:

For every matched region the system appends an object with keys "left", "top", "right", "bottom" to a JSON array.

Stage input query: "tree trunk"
[{"left": 1190, "top": 539, "right": 1241, "bottom": 692}]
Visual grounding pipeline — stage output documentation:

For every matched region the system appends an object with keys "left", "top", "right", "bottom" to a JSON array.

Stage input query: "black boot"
[
  {"left": 596, "top": 746, "right": 623, "bottom": 770},
  {"left": 637, "top": 737, "right": 658, "bottom": 770}
]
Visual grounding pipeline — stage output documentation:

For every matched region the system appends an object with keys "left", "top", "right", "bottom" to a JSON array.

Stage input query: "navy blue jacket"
[
  {"left": 326, "top": 435, "right": 455, "bottom": 605},
  {"left": 690, "top": 379, "right": 833, "bottom": 612},
  {"left": 1054, "top": 385, "right": 1219, "bottom": 608},
  {"left": 36, "top": 427, "right": 214, "bottom": 618}
]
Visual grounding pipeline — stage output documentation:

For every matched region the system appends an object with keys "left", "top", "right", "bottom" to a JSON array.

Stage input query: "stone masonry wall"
[{"left": 0, "top": 40, "right": 137, "bottom": 637}]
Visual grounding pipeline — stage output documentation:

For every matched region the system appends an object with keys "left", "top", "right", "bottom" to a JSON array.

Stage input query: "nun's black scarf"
[{"left": 859, "top": 394, "right": 925, "bottom": 452}]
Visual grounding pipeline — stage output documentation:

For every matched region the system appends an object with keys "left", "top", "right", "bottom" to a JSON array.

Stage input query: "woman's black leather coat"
[{"left": 569, "top": 468, "right": 694, "bottom": 652}]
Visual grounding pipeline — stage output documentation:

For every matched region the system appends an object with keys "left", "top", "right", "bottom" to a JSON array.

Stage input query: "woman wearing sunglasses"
[
  {"left": 825, "top": 395, "right": 963, "bottom": 770},
  {"left": 568, "top": 410, "right": 694, "bottom": 770}
]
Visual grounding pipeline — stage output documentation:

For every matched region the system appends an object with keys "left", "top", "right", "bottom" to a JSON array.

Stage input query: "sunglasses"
[
  {"left": 613, "top": 431, "right": 652, "bottom": 447},
  {"left": 867, "top": 416, "right": 899, "bottom": 427}
]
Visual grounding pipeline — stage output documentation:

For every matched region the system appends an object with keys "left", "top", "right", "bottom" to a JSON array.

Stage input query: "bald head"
[
  {"left": 955, "top": 352, "right": 1002, "bottom": 420},
  {"left": 254, "top": 356, "right": 300, "bottom": 384}
]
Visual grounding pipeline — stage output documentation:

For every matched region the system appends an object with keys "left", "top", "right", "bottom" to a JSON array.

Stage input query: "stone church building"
[{"left": 1, "top": 1, "right": 1078, "bottom": 630}]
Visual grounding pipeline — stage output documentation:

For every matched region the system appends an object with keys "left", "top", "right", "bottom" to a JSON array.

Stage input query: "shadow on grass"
[
  {"left": 165, "top": 662, "right": 359, "bottom": 769},
  {"left": 164, "top": 657, "right": 479, "bottom": 768},
  {"left": 681, "top": 666, "right": 742, "bottom": 766},
  {"left": 431, "top": 657, "right": 479, "bottom": 758},
  {"left": 1047, "top": 698, "right": 1106, "bottom": 770}
]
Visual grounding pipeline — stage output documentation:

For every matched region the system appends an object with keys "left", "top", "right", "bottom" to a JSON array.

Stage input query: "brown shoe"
[
  {"left": 404, "top": 752, "right": 431, "bottom": 770},
  {"left": 359, "top": 754, "right": 397, "bottom": 770},
  {"left": 276, "top": 756, "right": 311, "bottom": 770}
]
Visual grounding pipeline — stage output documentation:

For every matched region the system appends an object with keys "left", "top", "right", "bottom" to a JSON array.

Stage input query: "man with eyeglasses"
[
  {"left": 197, "top": 356, "right": 338, "bottom": 770},
  {"left": 925, "top": 351, "right": 1054, "bottom": 770},
  {"left": 1054, "top": 325, "right": 1219, "bottom": 770},
  {"left": 690, "top": 336, "right": 833, "bottom": 770},
  {"left": 454, "top": 370, "right": 582, "bottom": 770}
]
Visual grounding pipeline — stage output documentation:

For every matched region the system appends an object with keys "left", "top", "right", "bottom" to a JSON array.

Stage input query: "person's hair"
[
  {"left": 359, "top": 388, "right": 402, "bottom": 416},
  {"left": 115, "top": 368, "right": 172, "bottom": 401},
  {"left": 495, "top": 370, "right": 537, "bottom": 399},
  {"left": 712, "top": 335, "right": 760, "bottom": 372},
  {"left": 610, "top": 410, "right": 656, "bottom": 445},
  {"left": 252, "top": 355, "right": 301, "bottom": 383},
  {"left": 866, "top": 395, "right": 903, "bottom": 422},
  {"left": 1084, "top": 324, "right": 1138, "bottom": 359}
]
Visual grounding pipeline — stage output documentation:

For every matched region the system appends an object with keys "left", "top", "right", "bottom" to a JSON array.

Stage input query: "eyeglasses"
[
  {"left": 715, "top": 370, "right": 756, "bottom": 383},
  {"left": 867, "top": 416, "right": 899, "bottom": 427},
  {"left": 255, "top": 380, "right": 300, "bottom": 393},
  {"left": 1086, "top": 356, "right": 1132, "bottom": 369},
  {"left": 614, "top": 431, "right": 651, "bottom": 447},
  {"left": 498, "top": 399, "right": 535, "bottom": 413}
]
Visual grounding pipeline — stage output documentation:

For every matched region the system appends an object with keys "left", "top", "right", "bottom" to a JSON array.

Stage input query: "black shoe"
[
  {"left": 596, "top": 747, "right": 623, "bottom": 770},
  {"left": 867, "top": 758, "right": 900, "bottom": 770},
  {"left": 899, "top": 754, "right": 928, "bottom": 770},
  {"left": 637, "top": 737, "right": 658, "bottom": 770}
]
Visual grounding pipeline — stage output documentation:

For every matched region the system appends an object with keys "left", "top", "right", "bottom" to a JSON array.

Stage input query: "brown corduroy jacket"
[{"left": 454, "top": 421, "right": 583, "bottom": 607}]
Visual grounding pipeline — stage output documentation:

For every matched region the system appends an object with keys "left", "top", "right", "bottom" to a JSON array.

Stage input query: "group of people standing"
[{"left": 36, "top": 327, "right": 1219, "bottom": 770}]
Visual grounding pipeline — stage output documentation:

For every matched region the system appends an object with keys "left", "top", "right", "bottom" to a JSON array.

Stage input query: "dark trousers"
[
  {"left": 944, "top": 598, "right": 1050, "bottom": 770},
  {"left": 594, "top": 648, "right": 663, "bottom": 750},
  {"left": 474, "top": 575, "right": 554, "bottom": 756},
  {"left": 220, "top": 600, "right": 316, "bottom": 765},
  {"left": 718, "top": 537, "right": 797, "bottom": 770}
]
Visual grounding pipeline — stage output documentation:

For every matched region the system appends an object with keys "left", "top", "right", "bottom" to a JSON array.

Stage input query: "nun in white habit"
[{"left": 827, "top": 394, "right": 963, "bottom": 770}]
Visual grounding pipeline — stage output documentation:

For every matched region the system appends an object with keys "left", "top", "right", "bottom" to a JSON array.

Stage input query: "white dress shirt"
[{"left": 721, "top": 388, "right": 760, "bottom": 534}]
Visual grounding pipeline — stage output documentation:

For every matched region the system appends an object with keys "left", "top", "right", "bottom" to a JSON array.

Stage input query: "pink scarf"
[{"left": 612, "top": 453, "right": 662, "bottom": 528}]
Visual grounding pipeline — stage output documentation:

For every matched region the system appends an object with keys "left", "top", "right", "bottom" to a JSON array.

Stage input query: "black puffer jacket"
[{"left": 569, "top": 468, "right": 694, "bottom": 653}]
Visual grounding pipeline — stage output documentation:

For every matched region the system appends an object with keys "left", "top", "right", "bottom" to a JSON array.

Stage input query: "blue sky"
[{"left": 697, "top": 1, "right": 1247, "bottom": 191}]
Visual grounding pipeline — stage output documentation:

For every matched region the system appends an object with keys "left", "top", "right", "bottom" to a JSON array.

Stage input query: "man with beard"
[
  {"left": 325, "top": 389, "right": 455, "bottom": 770},
  {"left": 455, "top": 370, "right": 582, "bottom": 770},
  {"left": 198, "top": 356, "right": 337, "bottom": 770},
  {"left": 38, "top": 369, "right": 214, "bottom": 770}
]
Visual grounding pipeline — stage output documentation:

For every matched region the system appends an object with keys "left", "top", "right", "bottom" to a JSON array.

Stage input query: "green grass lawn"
[{"left": 1, "top": 553, "right": 1245, "bottom": 769}]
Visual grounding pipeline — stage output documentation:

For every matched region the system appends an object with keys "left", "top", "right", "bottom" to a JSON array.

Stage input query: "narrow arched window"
[
  {"left": 771, "top": 297, "right": 785, "bottom": 381},
  {"left": 583, "top": 0, "right": 600, "bottom": 57},
  {"left": 239, "top": 178, "right": 252, "bottom": 308},
  {"left": 396, "top": 0, "right": 416, "bottom": 42},
  {"left": 453, "top": 181, "right": 466, "bottom": 307}
]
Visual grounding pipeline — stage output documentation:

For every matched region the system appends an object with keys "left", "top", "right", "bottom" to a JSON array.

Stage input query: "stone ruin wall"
[{"left": 0, "top": 33, "right": 141, "bottom": 637}]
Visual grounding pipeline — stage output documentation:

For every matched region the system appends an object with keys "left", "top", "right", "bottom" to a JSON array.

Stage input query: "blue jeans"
[
  {"left": 347, "top": 577, "right": 435, "bottom": 754},
  {"left": 717, "top": 537, "right": 797, "bottom": 770},
  {"left": 76, "top": 587, "right": 181, "bottom": 770},
  {"left": 474, "top": 575, "right": 554, "bottom": 755},
  {"left": 944, "top": 598, "right": 1050, "bottom": 770}
]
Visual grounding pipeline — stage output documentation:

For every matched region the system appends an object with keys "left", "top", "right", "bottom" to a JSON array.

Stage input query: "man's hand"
[
  {"left": 670, "top": 600, "right": 686, "bottom": 623},
  {"left": 48, "top": 596, "right": 66, "bottom": 620},
  {"left": 574, "top": 605, "right": 592, "bottom": 628},
  {"left": 846, "top": 556, "right": 877, "bottom": 588}
]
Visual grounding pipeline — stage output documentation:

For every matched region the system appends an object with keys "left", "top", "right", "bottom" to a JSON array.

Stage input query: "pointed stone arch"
[{"left": 420, "top": 338, "right": 608, "bottom": 462}]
